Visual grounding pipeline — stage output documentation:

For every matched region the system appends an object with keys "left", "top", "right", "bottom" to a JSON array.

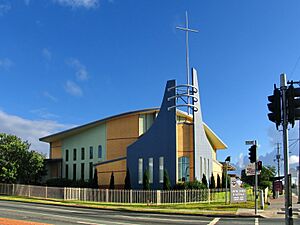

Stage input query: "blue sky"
[{"left": 0, "top": 0, "right": 299, "bottom": 169}]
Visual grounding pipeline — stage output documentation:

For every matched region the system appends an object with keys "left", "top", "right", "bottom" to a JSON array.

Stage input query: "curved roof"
[
  {"left": 40, "top": 108, "right": 227, "bottom": 150},
  {"left": 39, "top": 108, "right": 159, "bottom": 142}
]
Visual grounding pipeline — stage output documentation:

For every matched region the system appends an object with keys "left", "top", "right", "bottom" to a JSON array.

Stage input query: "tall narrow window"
[
  {"left": 204, "top": 158, "right": 207, "bottom": 177},
  {"left": 89, "top": 146, "right": 93, "bottom": 159},
  {"left": 159, "top": 157, "right": 164, "bottom": 183},
  {"left": 81, "top": 163, "right": 85, "bottom": 180},
  {"left": 65, "top": 164, "right": 69, "bottom": 179},
  {"left": 89, "top": 162, "right": 93, "bottom": 180},
  {"left": 73, "top": 148, "right": 77, "bottom": 161},
  {"left": 207, "top": 159, "right": 210, "bottom": 180},
  {"left": 149, "top": 158, "right": 153, "bottom": 184},
  {"left": 73, "top": 164, "right": 76, "bottom": 181},
  {"left": 98, "top": 145, "right": 102, "bottom": 159},
  {"left": 81, "top": 148, "right": 85, "bottom": 160},
  {"left": 66, "top": 149, "right": 69, "bottom": 162},
  {"left": 138, "top": 158, "right": 143, "bottom": 184},
  {"left": 200, "top": 157, "right": 202, "bottom": 177}
]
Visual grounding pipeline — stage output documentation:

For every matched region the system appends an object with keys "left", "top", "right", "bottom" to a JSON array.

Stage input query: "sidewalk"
[{"left": 259, "top": 193, "right": 300, "bottom": 218}]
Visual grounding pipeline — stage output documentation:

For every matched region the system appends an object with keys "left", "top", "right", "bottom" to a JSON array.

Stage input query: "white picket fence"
[{"left": 0, "top": 183, "right": 244, "bottom": 205}]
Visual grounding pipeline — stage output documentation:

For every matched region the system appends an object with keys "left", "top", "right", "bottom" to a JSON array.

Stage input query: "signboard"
[
  {"left": 230, "top": 177, "right": 247, "bottom": 203},
  {"left": 246, "top": 163, "right": 261, "bottom": 176},
  {"left": 245, "top": 140, "right": 255, "bottom": 145}
]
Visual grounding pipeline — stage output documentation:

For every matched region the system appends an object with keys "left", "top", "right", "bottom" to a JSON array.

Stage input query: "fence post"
[
  {"left": 28, "top": 185, "right": 31, "bottom": 198},
  {"left": 45, "top": 186, "right": 48, "bottom": 199},
  {"left": 130, "top": 190, "right": 133, "bottom": 204},
  {"left": 208, "top": 189, "right": 210, "bottom": 204},
  {"left": 12, "top": 183, "right": 15, "bottom": 196},
  {"left": 63, "top": 187, "right": 67, "bottom": 200},
  {"left": 156, "top": 190, "right": 161, "bottom": 205},
  {"left": 184, "top": 189, "right": 186, "bottom": 204},
  {"left": 105, "top": 189, "right": 109, "bottom": 203}
]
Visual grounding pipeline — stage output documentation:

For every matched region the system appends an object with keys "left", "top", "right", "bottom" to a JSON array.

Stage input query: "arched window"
[{"left": 178, "top": 156, "right": 190, "bottom": 182}]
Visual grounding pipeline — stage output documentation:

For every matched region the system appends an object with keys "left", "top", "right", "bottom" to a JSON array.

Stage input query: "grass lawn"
[{"left": 0, "top": 195, "right": 256, "bottom": 215}]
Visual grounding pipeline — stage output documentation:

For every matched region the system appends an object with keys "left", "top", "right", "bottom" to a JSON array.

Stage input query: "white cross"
[{"left": 176, "top": 11, "right": 199, "bottom": 114}]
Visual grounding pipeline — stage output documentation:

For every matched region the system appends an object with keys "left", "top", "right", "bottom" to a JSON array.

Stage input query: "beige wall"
[
  {"left": 96, "top": 159, "right": 127, "bottom": 188},
  {"left": 50, "top": 141, "right": 62, "bottom": 159},
  {"left": 177, "top": 123, "right": 194, "bottom": 181}
]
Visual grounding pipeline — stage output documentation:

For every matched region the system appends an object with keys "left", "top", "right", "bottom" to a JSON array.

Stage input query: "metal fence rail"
[{"left": 0, "top": 183, "right": 255, "bottom": 205}]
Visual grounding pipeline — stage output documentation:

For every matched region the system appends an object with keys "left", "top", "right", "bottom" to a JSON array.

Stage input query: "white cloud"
[
  {"left": 42, "top": 48, "right": 52, "bottom": 61},
  {"left": 237, "top": 153, "right": 245, "bottom": 169},
  {"left": 30, "top": 108, "right": 59, "bottom": 120},
  {"left": 0, "top": 58, "right": 13, "bottom": 70},
  {"left": 53, "top": 0, "right": 99, "bottom": 9},
  {"left": 43, "top": 91, "right": 58, "bottom": 102},
  {"left": 67, "top": 58, "right": 89, "bottom": 81},
  {"left": 64, "top": 80, "right": 83, "bottom": 96},
  {"left": 289, "top": 155, "right": 299, "bottom": 165},
  {"left": 0, "top": 110, "right": 72, "bottom": 155},
  {"left": 0, "top": 2, "right": 11, "bottom": 16}
]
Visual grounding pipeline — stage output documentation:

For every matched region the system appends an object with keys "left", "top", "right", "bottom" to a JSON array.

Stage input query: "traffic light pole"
[
  {"left": 280, "top": 73, "right": 293, "bottom": 225},
  {"left": 254, "top": 141, "right": 258, "bottom": 215}
]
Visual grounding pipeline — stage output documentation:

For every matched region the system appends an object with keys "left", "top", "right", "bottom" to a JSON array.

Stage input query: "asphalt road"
[{"left": 0, "top": 200, "right": 298, "bottom": 225}]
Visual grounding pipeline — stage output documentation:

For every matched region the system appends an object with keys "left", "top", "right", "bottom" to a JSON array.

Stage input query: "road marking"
[
  {"left": 0, "top": 207, "right": 144, "bottom": 225},
  {"left": 208, "top": 217, "right": 220, "bottom": 225},
  {"left": 117, "top": 214, "right": 208, "bottom": 223},
  {"left": 255, "top": 218, "right": 259, "bottom": 225}
]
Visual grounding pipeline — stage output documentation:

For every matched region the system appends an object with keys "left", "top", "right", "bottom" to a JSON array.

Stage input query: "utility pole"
[
  {"left": 254, "top": 141, "right": 258, "bottom": 216},
  {"left": 280, "top": 73, "right": 293, "bottom": 225},
  {"left": 276, "top": 143, "right": 281, "bottom": 177},
  {"left": 298, "top": 121, "right": 300, "bottom": 204}
]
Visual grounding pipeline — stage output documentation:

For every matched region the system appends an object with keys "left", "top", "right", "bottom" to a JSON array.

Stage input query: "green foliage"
[
  {"left": 143, "top": 169, "right": 150, "bottom": 190},
  {"left": 124, "top": 168, "right": 131, "bottom": 190},
  {"left": 163, "top": 169, "right": 171, "bottom": 190},
  {"left": 0, "top": 133, "right": 46, "bottom": 184},
  {"left": 173, "top": 180, "right": 208, "bottom": 190},
  {"left": 258, "top": 165, "right": 276, "bottom": 189},
  {"left": 46, "top": 178, "right": 95, "bottom": 188},
  {"left": 91, "top": 168, "right": 99, "bottom": 189},
  {"left": 202, "top": 174, "right": 208, "bottom": 187},
  {"left": 209, "top": 173, "right": 216, "bottom": 189},
  {"left": 241, "top": 169, "right": 254, "bottom": 186},
  {"left": 217, "top": 174, "right": 221, "bottom": 189},
  {"left": 241, "top": 165, "right": 276, "bottom": 190},
  {"left": 109, "top": 172, "right": 115, "bottom": 189}
]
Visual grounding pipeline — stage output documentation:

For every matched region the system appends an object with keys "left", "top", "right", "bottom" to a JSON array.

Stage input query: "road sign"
[
  {"left": 246, "top": 163, "right": 261, "bottom": 176},
  {"left": 230, "top": 177, "right": 247, "bottom": 203},
  {"left": 245, "top": 141, "right": 255, "bottom": 145}
]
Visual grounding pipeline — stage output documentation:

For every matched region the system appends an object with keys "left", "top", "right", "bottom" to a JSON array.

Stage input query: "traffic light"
[
  {"left": 248, "top": 144, "right": 257, "bottom": 163},
  {"left": 286, "top": 84, "right": 300, "bottom": 128},
  {"left": 257, "top": 161, "right": 262, "bottom": 171},
  {"left": 267, "top": 85, "right": 281, "bottom": 129}
]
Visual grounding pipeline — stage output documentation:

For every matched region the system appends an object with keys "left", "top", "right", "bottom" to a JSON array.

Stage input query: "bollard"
[{"left": 260, "top": 190, "right": 264, "bottom": 210}]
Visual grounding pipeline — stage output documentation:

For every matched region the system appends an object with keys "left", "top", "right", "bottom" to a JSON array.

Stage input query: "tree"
[
  {"left": 143, "top": 169, "right": 150, "bottom": 190},
  {"left": 259, "top": 165, "right": 276, "bottom": 189},
  {"left": 109, "top": 172, "right": 115, "bottom": 189},
  {"left": 163, "top": 169, "right": 171, "bottom": 190},
  {"left": 202, "top": 174, "right": 208, "bottom": 187},
  {"left": 124, "top": 168, "right": 131, "bottom": 190},
  {"left": 209, "top": 173, "right": 215, "bottom": 189},
  {"left": 217, "top": 174, "right": 221, "bottom": 189},
  {"left": 241, "top": 169, "right": 254, "bottom": 186},
  {"left": 0, "top": 133, "right": 45, "bottom": 184},
  {"left": 91, "top": 168, "right": 99, "bottom": 189}
]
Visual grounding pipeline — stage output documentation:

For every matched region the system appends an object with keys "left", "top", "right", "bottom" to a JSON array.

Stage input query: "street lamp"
[{"left": 225, "top": 156, "right": 231, "bottom": 204}]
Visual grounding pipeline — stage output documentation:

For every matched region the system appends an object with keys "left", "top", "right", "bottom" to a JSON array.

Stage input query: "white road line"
[
  {"left": 0, "top": 202, "right": 90, "bottom": 214},
  {"left": 208, "top": 217, "right": 220, "bottom": 225},
  {"left": 117, "top": 214, "right": 209, "bottom": 223},
  {"left": 255, "top": 218, "right": 259, "bottom": 225}
]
